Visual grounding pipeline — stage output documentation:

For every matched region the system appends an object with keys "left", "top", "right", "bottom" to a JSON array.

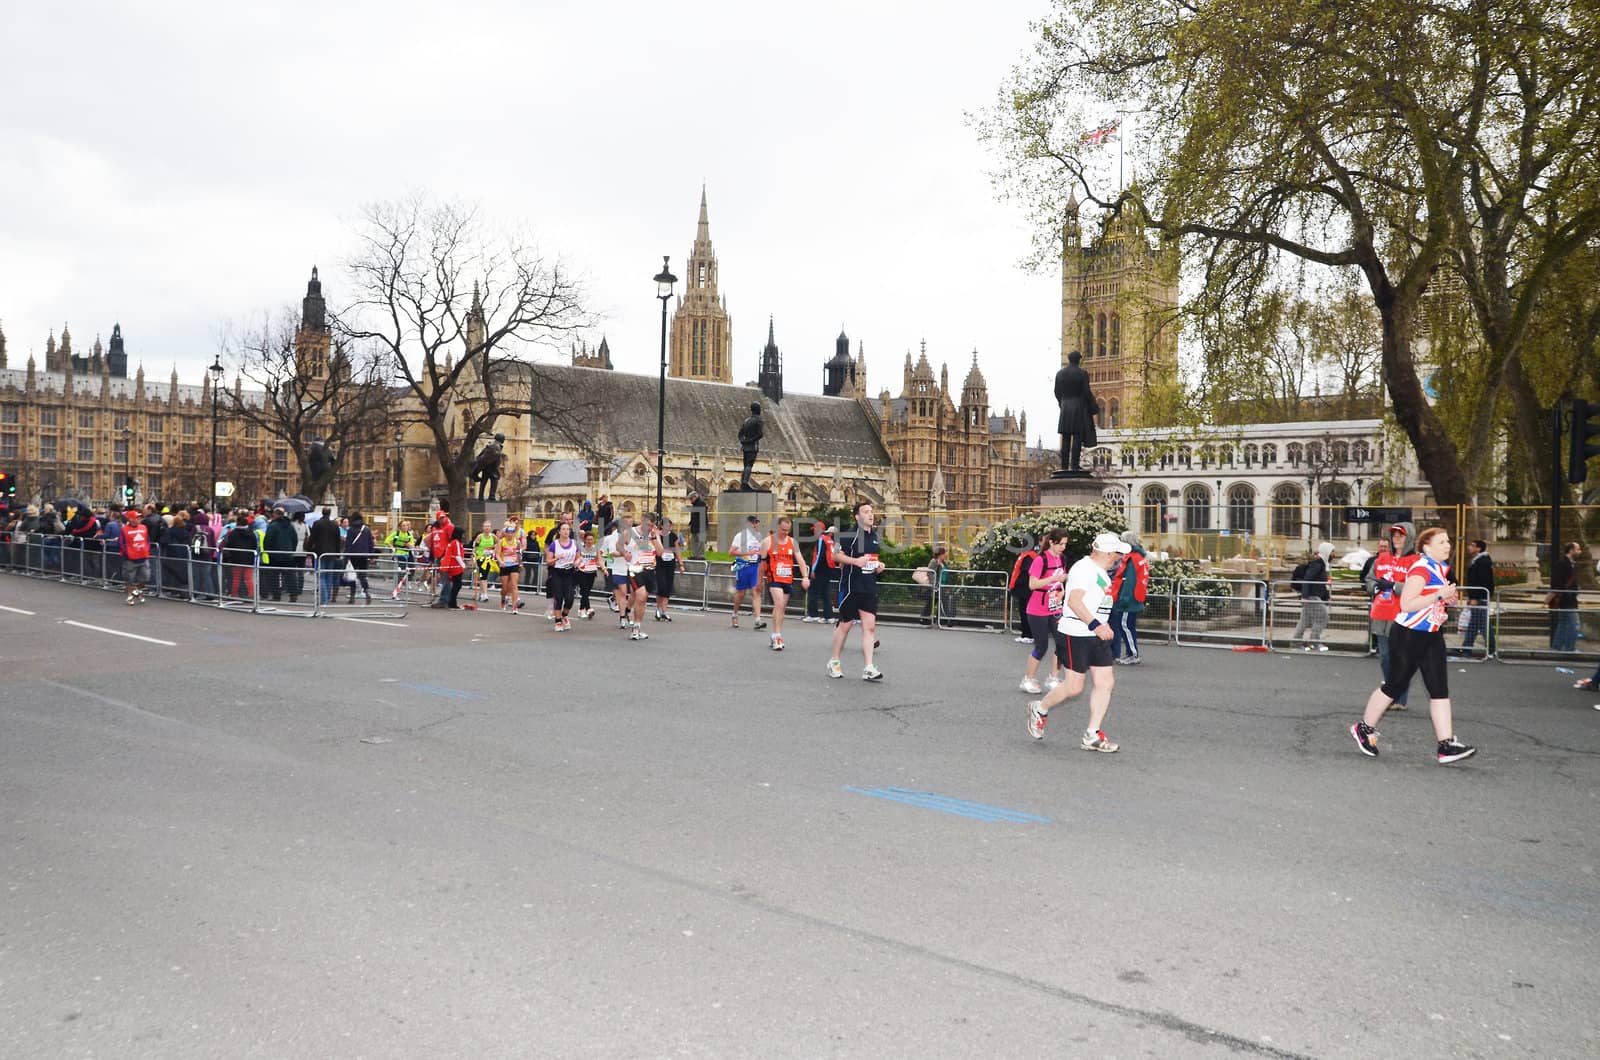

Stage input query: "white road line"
[
  {"left": 331, "top": 616, "right": 410, "bottom": 629},
  {"left": 61, "top": 620, "right": 177, "bottom": 646},
  {"left": 0, "top": 604, "right": 37, "bottom": 615}
]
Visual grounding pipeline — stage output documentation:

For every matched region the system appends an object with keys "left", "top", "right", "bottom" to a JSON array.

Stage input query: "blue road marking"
[
  {"left": 399, "top": 682, "right": 482, "bottom": 701},
  {"left": 844, "top": 786, "right": 1050, "bottom": 824}
]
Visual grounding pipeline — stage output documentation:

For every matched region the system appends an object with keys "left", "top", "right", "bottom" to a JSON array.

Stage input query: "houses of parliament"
[{"left": 0, "top": 189, "right": 1177, "bottom": 529}]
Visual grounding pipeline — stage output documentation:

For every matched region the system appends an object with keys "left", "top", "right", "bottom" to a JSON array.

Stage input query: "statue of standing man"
[
  {"left": 1054, "top": 350, "right": 1101, "bottom": 475},
  {"left": 737, "top": 402, "right": 764, "bottom": 492},
  {"left": 471, "top": 432, "right": 507, "bottom": 500}
]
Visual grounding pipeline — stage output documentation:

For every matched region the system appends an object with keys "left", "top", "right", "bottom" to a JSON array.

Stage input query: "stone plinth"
[
  {"left": 715, "top": 491, "right": 775, "bottom": 552},
  {"left": 466, "top": 499, "right": 508, "bottom": 526},
  {"left": 1037, "top": 473, "right": 1109, "bottom": 512}
]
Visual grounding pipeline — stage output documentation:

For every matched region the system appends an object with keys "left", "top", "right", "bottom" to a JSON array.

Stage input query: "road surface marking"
[
  {"left": 844, "top": 786, "right": 1050, "bottom": 824},
  {"left": 400, "top": 682, "right": 482, "bottom": 701},
  {"left": 332, "top": 616, "right": 410, "bottom": 629},
  {"left": 61, "top": 620, "right": 177, "bottom": 646},
  {"left": 0, "top": 604, "right": 37, "bottom": 615}
]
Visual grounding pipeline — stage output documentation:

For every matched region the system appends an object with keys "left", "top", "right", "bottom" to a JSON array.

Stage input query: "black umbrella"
[
  {"left": 53, "top": 497, "right": 91, "bottom": 512},
  {"left": 270, "top": 496, "right": 315, "bottom": 515}
]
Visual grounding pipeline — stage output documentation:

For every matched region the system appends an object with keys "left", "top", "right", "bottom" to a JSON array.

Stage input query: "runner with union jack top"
[{"left": 1351, "top": 527, "right": 1478, "bottom": 764}]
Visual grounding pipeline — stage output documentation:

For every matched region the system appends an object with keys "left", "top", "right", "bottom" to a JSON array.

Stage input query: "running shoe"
[
  {"left": 1436, "top": 738, "right": 1477, "bottom": 764},
  {"left": 754, "top": 620, "right": 768, "bottom": 631},
  {"left": 126, "top": 596, "right": 137, "bottom": 606},
  {"left": 827, "top": 659, "right": 843, "bottom": 679},
  {"left": 1044, "top": 675, "right": 1061, "bottom": 691},
  {"left": 731, "top": 616, "right": 739, "bottom": 628},
  {"left": 1081, "top": 729, "right": 1119, "bottom": 753},
  {"left": 659, "top": 612, "right": 672, "bottom": 622},
  {"left": 1316, "top": 644, "right": 1329, "bottom": 653},
  {"left": 1026, "top": 702, "right": 1047, "bottom": 740},
  {"left": 1013, "top": 635, "right": 1033, "bottom": 644},
  {"left": 1351, "top": 721, "right": 1380, "bottom": 757},
  {"left": 619, "top": 617, "right": 629, "bottom": 629},
  {"left": 862, "top": 665, "right": 883, "bottom": 681},
  {"left": 1018, "top": 677, "right": 1042, "bottom": 694},
  {"left": 771, "top": 634, "right": 784, "bottom": 651},
  {"left": 583, "top": 609, "right": 594, "bottom": 620}
]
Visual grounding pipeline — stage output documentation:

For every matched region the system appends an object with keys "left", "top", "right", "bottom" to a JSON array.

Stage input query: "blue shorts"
[
  {"left": 734, "top": 563, "right": 759, "bottom": 592},
  {"left": 608, "top": 573, "right": 633, "bottom": 590}
]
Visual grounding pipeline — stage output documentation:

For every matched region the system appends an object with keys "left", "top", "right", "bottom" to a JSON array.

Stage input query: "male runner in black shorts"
[
  {"left": 1027, "top": 532, "right": 1129, "bottom": 751},
  {"left": 827, "top": 501, "right": 883, "bottom": 681}
]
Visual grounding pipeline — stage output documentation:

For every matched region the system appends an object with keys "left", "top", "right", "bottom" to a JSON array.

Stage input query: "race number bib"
[
  {"left": 862, "top": 552, "right": 880, "bottom": 573},
  {"left": 1046, "top": 584, "right": 1063, "bottom": 612},
  {"left": 774, "top": 561, "right": 793, "bottom": 580}
]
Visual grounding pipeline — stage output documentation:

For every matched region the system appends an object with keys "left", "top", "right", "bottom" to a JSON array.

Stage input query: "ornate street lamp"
[
  {"left": 209, "top": 353, "right": 224, "bottom": 513},
  {"left": 653, "top": 255, "right": 678, "bottom": 517}
]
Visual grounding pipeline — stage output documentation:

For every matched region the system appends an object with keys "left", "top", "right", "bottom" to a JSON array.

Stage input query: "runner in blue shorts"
[{"left": 729, "top": 515, "right": 765, "bottom": 629}]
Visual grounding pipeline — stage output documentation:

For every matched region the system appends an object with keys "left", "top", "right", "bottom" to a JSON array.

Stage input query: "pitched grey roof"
[
  {"left": 0, "top": 368, "right": 265, "bottom": 408},
  {"left": 516, "top": 364, "right": 891, "bottom": 467}
]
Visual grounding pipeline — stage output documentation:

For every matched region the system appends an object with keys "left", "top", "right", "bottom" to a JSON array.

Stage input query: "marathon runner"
[
  {"left": 759, "top": 516, "right": 810, "bottom": 651},
  {"left": 827, "top": 501, "right": 883, "bottom": 681},
  {"left": 1026, "top": 532, "right": 1129, "bottom": 752}
]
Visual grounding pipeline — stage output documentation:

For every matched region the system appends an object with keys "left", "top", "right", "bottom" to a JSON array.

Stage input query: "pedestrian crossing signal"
[
  {"left": 0, "top": 470, "right": 13, "bottom": 496},
  {"left": 122, "top": 475, "right": 137, "bottom": 504},
  {"left": 1568, "top": 398, "right": 1600, "bottom": 484}
]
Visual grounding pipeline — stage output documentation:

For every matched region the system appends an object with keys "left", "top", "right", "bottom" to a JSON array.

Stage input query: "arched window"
[
  {"left": 1096, "top": 313, "right": 1108, "bottom": 357},
  {"left": 1219, "top": 446, "right": 1234, "bottom": 467},
  {"left": 1331, "top": 441, "right": 1349, "bottom": 465},
  {"left": 1307, "top": 441, "right": 1324, "bottom": 464},
  {"left": 1092, "top": 447, "right": 1112, "bottom": 469},
  {"left": 1108, "top": 397, "right": 1120, "bottom": 427},
  {"left": 1184, "top": 484, "right": 1212, "bottom": 531},
  {"left": 1244, "top": 443, "right": 1258, "bottom": 467},
  {"left": 1178, "top": 446, "right": 1193, "bottom": 468},
  {"left": 1110, "top": 314, "right": 1121, "bottom": 358},
  {"left": 1261, "top": 443, "right": 1277, "bottom": 466},
  {"left": 1318, "top": 481, "right": 1351, "bottom": 539},
  {"left": 621, "top": 501, "right": 636, "bottom": 517},
  {"left": 1142, "top": 484, "right": 1167, "bottom": 535},
  {"left": 1353, "top": 440, "right": 1371, "bottom": 465},
  {"left": 1228, "top": 484, "right": 1256, "bottom": 533},
  {"left": 1271, "top": 484, "right": 1302, "bottom": 537},
  {"left": 1286, "top": 442, "right": 1303, "bottom": 467},
  {"left": 1102, "top": 486, "right": 1127, "bottom": 518},
  {"left": 1199, "top": 444, "right": 1214, "bottom": 469}
]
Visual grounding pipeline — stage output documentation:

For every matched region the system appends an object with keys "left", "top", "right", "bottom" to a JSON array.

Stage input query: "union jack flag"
[{"left": 1080, "top": 119, "right": 1120, "bottom": 146}]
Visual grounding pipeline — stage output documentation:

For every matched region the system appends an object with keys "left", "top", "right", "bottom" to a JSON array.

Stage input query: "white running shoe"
[
  {"left": 862, "top": 665, "right": 883, "bottom": 681},
  {"left": 827, "top": 659, "right": 843, "bottom": 679},
  {"left": 1018, "top": 677, "right": 1042, "bottom": 694}
]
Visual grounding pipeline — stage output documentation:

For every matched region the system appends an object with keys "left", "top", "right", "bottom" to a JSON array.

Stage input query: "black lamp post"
[
  {"left": 121, "top": 426, "right": 132, "bottom": 506},
  {"left": 653, "top": 255, "right": 677, "bottom": 517},
  {"left": 209, "top": 353, "right": 224, "bottom": 513}
]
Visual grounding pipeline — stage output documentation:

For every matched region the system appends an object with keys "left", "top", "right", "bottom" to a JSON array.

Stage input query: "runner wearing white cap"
[{"left": 1027, "top": 531, "right": 1131, "bottom": 752}]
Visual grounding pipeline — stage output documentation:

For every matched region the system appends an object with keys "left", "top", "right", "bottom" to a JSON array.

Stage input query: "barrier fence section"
[
  {"left": 1493, "top": 586, "right": 1600, "bottom": 665},
  {"left": 1173, "top": 578, "right": 1268, "bottom": 649},
  {"left": 1455, "top": 585, "right": 1493, "bottom": 662},
  {"left": 937, "top": 570, "right": 1010, "bottom": 632},
  {"left": 1267, "top": 583, "right": 1372, "bottom": 653},
  {"left": 0, "top": 534, "right": 407, "bottom": 619}
]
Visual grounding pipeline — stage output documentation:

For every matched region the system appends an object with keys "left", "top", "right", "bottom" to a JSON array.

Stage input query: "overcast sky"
[{"left": 1, "top": 0, "right": 1069, "bottom": 442}]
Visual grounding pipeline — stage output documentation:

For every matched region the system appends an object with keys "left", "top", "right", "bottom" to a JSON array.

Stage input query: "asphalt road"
[{"left": 2, "top": 575, "right": 1597, "bottom": 1059}]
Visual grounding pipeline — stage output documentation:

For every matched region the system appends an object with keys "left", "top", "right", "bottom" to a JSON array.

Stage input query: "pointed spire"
[
  {"left": 697, "top": 184, "right": 710, "bottom": 243},
  {"left": 766, "top": 315, "right": 775, "bottom": 345}
]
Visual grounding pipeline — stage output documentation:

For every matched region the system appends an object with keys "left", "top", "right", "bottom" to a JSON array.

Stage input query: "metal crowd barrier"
[
  {"left": 1492, "top": 586, "right": 1600, "bottom": 665},
  {"left": 1173, "top": 577, "right": 1269, "bottom": 649},
  {"left": 1, "top": 533, "right": 407, "bottom": 620},
  {"left": 1455, "top": 585, "right": 1493, "bottom": 662},
  {"left": 1267, "top": 583, "right": 1373, "bottom": 653},
  {"left": 936, "top": 569, "right": 1010, "bottom": 632}
]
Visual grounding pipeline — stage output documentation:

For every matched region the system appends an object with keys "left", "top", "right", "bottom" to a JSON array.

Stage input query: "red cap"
[
  {"left": 1389, "top": 523, "right": 1408, "bottom": 534},
  {"left": 125, "top": 509, "right": 141, "bottom": 520}
]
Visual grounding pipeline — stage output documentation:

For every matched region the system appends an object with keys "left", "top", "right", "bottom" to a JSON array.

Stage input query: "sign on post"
[
  {"left": 215, "top": 481, "right": 235, "bottom": 498},
  {"left": 1344, "top": 506, "right": 1412, "bottom": 525}
]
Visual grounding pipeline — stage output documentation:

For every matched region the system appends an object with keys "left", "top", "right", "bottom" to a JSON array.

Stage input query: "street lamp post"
[
  {"left": 121, "top": 426, "right": 132, "bottom": 506},
  {"left": 652, "top": 256, "right": 678, "bottom": 517},
  {"left": 209, "top": 354, "right": 224, "bottom": 513}
]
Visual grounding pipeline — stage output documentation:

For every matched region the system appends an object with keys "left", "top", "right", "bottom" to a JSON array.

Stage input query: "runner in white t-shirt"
[{"left": 1027, "top": 532, "right": 1130, "bottom": 752}]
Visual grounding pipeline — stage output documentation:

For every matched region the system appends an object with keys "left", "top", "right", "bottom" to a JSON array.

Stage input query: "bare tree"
[
  {"left": 338, "top": 195, "right": 598, "bottom": 517},
  {"left": 223, "top": 308, "right": 392, "bottom": 501}
]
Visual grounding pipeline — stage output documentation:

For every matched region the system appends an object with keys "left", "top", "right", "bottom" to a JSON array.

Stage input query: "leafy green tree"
[{"left": 978, "top": 0, "right": 1600, "bottom": 508}]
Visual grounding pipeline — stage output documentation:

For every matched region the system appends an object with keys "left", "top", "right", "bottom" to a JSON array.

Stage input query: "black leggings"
[
  {"left": 576, "top": 571, "right": 595, "bottom": 610},
  {"left": 1382, "top": 623, "right": 1448, "bottom": 700},
  {"left": 549, "top": 567, "right": 577, "bottom": 613},
  {"left": 1028, "top": 613, "right": 1060, "bottom": 664}
]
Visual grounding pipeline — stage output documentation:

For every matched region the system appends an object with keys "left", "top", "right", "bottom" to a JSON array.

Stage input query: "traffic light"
[
  {"left": 122, "top": 476, "right": 137, "bottom": 505},
  {"left": 1569, "top": 399, "right": 1600, "bottom": 484},
  {"left": 0, "top": 470, "right": 13, "bottom": 496}
]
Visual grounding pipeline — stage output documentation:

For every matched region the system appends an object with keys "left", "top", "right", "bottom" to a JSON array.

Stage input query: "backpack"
[
  {"left": 122, "top": 523, "right": 150, "bottom": 561},
  {"left": 1290, "top": 561, "right": 1310, "bottom": 592}
]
